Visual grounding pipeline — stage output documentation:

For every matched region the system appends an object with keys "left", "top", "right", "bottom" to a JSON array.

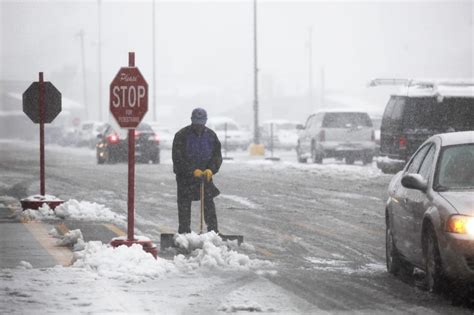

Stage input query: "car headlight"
[{"left": 446, "top": 215, "right": 474, "bottom": 235}]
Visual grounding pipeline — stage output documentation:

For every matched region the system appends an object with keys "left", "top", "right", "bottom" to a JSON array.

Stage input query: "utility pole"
[
  {"left": 253, "top": 0, "right": 259, "bottom": 145},
  {"left": 77, "top": 29, "right": 89, "bottom": 119},
  {"left": 320, "top": 66, "right": 325, "bottom": 108},
  {"left": 97, "top": 0, "right": 103, "bottom": 121},
  {"left": 152, "top": 0, "right": 157, "bottom": 121},
  {"left": 308, "top": 26, "right": 313, "bottom": 112}
]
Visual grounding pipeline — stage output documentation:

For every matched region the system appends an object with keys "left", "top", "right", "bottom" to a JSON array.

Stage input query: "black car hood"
[{"left": 439, "top": 191, "right": 474, "bottom": 216}]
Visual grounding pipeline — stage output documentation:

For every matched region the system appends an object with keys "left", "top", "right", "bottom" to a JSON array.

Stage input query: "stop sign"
[
  {"left": 109, "top": 67, "right": 148, "bottom": 129},
  {"left": 23, "top": 82, "right": 62, "bottom": 123}
]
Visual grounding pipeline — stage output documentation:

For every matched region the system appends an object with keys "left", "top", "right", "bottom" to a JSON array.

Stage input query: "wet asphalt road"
[{"left": 1, "top": 141, "right": 472, "bottom": 314}]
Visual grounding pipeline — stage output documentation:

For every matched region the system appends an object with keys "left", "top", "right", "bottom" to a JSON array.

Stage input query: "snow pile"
[
  {"left": 173, "top": 232, "right": 274, "bottom": 271},
  {"left": 18, "top": 261, "right": 33, "bottom": 269},
  {"left": 58, "top": 229, "right": 85, "bottom": 251},
  {"left": 73, "top": 241, "right": 176, "bottom": 282},
  {"left": 19, "top": 203, "right": 57, "bottom": 221},
  {"left": 54, "top": 199, "right": 125, "bottom": 223},
  {"left": 22, "top": 194, "right": 62, "bottom": 202}
]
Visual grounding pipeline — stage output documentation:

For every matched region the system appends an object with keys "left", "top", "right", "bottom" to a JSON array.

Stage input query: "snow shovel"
[{"left": 160, "top": 176, "right": 244, "bottom": 250}]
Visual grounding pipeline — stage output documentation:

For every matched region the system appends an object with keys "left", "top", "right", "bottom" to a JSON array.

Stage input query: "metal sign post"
[
  {"left": 21, "top": 73, "right": 64, "bottom": 210},
  {"left": 109, "top": 52, "right": 157, "bottom": 258},
  {"left": 222, "top": 122, "right": 233, "bottom": 160},
  {"left": 265, "top": 123, "right": 280, "bottom": 161}
]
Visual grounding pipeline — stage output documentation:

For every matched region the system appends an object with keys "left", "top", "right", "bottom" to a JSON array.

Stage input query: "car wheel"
[
  {"left": 386, "top": 216, "right": 403, "bottom": 275},
  {"left": 424, "top": 226, "right": 448, "bottom": 293},
  {"left": 363, "top": 155, "right": 373, "bottom": 165},
  {"left": 97, "top": 154, "right": 105, "bottom": 164},
  {"left": 296, "top": 143, "right": 307, "bottom": 163},
  {"left": 152, "top": 153, "right": 160, "bottom": 164},
  {"left": 345, "top": 156, "right": 355, "bottom": 165},
  {"left": 311, "top": 148, "right": 323, "bottom": 164}
]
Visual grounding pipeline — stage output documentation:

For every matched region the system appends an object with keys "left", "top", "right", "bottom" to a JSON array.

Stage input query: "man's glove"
[
  {"left": 193, "top": 169, "right": 203, "bottom": 178},
  {"left": 203, "top": 169, "right": 213, "bottom": 182}
]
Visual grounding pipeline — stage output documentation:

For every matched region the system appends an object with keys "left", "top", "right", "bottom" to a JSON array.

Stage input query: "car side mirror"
[
  {"left": 401, "top": 174, "right": 428, "bottom": 192},
  {"left": 296, "top": 124, "right": 304, "bottom": 130}
]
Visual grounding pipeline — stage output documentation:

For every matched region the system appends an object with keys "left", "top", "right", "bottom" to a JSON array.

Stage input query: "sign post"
[
  {"left": 109, "top": 52, "right": 157, "bottom": 258},
  {"left": 21, "top": 72, "right": 64, "bottom": 210}
]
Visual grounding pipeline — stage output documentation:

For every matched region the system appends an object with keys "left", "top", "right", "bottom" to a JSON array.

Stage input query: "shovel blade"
[
  {"left": 220, "top": 234, "right": 244, "bottom": 245},
  {"left": 160, "top": 233, "right": 176, "bottom": 251}
]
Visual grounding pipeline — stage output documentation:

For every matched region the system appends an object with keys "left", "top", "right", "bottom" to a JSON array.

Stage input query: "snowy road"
[{"left": 1, "top": 141, "right": 472, "bottom": 313}]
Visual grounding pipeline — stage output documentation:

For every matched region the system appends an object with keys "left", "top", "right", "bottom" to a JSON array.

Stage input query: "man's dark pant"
[{"left": 178, "top": 195, "right": 218, "bottom": 234}]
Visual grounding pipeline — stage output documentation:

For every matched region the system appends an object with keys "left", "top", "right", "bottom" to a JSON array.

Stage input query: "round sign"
[{"left": 109, "top": 67, "right": 148, "bottom": 129}]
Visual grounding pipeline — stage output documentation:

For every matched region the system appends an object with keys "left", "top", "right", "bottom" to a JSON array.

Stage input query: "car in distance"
[
  {"left": 96, "top": 122, "right": 160, "bottom": 164},
  {"left": 78, "top": 120, "right": 108, "bottom": 149},
  {"left": 385, "top": 131, "right": 474, "bottom": 293},
  {"left": 260, "top": 120, "right": 302, "bottom": 150},
  {"left": 296, "top": 111, "right": 377, "bottom": 164},
  {"left": 371, "top": 80, "right": 474, "bottom": 174},
  {"left": 206, "top": 117, "right": 251, "bottom": 151}
]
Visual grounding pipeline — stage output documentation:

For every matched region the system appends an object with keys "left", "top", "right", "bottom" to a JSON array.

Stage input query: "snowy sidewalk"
[{"left": 0, "top": 200, "right": 72, "bottom": 269}]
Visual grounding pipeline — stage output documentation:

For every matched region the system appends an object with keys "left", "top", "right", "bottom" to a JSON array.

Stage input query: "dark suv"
[
  {"left": 96, "top": 122, "right": 160, "bottom": 164},
  {"left": 376, "top": 91, "right": 473, "bottom": 174}
]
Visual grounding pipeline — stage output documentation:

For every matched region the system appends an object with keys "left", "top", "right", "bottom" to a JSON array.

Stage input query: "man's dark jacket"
[{"left": 172, "top": 125, "right": 222, "bottom": 201}]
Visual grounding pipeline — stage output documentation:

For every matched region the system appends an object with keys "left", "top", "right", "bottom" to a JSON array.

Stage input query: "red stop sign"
[{"left": 109, "top": 67, "right": 148, "bottom": 128}]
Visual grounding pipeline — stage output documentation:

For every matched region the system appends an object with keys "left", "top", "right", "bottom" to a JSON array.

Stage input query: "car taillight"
[
  {"left": 319, "top": 130, "right": 325, "bottom": 142},
  {"left": 134, "top": 130, "right": 140, "bottom": 139},
  {"left": 107, "top": 134, "right": 119, "bottom": 144},
  {"left": 371, "top": 130, "right": 375, "bottom": 142},
  {"left": 154, "top": 134, "right": 160, "bottom": 144},
  {"left": 399, "top": 135, "right": 407, "bottom": 150}
]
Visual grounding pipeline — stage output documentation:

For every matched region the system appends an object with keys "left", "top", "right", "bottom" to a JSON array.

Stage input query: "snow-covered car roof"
[
  {"left": 432, "top": 131, "right": 474, "bottom": 147},
  {"left": 369, "top": 79, "right": 474, "bottom": 98},
  {"left": 311, "top": 109, "right": 371, "bottom": 115}
]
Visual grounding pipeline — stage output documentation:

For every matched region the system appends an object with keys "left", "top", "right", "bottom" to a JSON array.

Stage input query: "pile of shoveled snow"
[
  {"left": 54, "top": 199, "right": 124, "bottom": 223},
  {"left": 73, "top": 242, "right": 176, "bottom": 282},
  {"left": 70, "top": 232, "right": 274, "bottom": 282},
  {"left": 20, "top": 203, "right": 56, "bottom": 221},
  {"left": 19, "top": 199, "right": 125, "bottom": 224},
  {"left": 22, "top": 194, "right": 62, "bottom": 201},
  {"left": 173, "top": 232, "right": 274, "bottom": 271}
]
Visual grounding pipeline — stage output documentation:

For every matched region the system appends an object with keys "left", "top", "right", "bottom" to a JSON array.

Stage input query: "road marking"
[
  {"left": 22, "top": 221, "right": 73, "bottom": 267},
  {"left": 102, "top": 223, "right": 126, "bottom": 237},
  {"left": 255, "top": 246, "right": 273, "bottom": 257},
  {"left": 55, "top": 223, "right": 69, "bottom": 236}
]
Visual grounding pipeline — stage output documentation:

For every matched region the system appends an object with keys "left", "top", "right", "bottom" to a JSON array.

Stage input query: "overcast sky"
[{"left": 1, "top": 0, "right": 472, "bottom": 126}]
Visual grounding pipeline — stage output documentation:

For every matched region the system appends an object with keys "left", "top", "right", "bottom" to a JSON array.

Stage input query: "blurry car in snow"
[
  {"left": 385, "top": 131, "right": 474, "bottom": 293},
  {"left": 370, "top": 79, "right": 474, "bottom": 174},
  {"left": 96, "top": 122, "right": 160, "bottom": 164},
  {"left": 260, "top": 120, "right": 302, "bottom": 150},
  {"left": 206, "top": 117, "right": 251, "bottom": 151},
  {"left": 296, "top": 111, "right": 377, "bottom": 164},
  {"left": 78, "top": 121, "right": 108, "bottom": 149},
  {"left": 147, "top": 122, "right": 174, "bottom": 149}
]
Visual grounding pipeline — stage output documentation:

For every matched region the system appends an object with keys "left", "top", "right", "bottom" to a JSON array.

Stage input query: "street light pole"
[
  {"left": 77, "top": 29, "right": 89, "bottom": 120},
  {"left": 308, "top": 26, "right": 313, "bottom": 112},
  {"left": 97, "top": 0, "right": 103, "bottom": 121},
  {"left": 152, "top": 0, "right": 157, "bottom": 122},
  {"left": 253, "top": 0, "right": 259, "bottom": 145}
]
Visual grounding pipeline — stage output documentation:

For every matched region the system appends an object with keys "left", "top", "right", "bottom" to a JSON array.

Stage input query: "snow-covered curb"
[{"left": 20, "top": 199, "right": 125, "bottom": 224}]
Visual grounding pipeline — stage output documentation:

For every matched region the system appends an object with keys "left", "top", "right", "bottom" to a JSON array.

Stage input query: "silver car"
[
  {"left": 386, "top": 131, "right": 474, "bottom": 293},
  {"left": 297, "top": 111, "right": 377, "bottom": 164}
]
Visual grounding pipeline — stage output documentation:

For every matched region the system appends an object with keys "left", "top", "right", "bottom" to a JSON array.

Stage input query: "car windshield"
[
  {"left": 137, "top": 123, "right": 153, "bottom": 132},
  {"left": 322, "top": 113, "right": 372, "bottom": 128},
  {"left": 403, "top": 97, "right": 474, "bottom": 131},
  {"left": 213, "top": 123, "right": 238, "bottom": 131},
  {"left": 435, "top": 144, "right": 474, "bottom": 190}
]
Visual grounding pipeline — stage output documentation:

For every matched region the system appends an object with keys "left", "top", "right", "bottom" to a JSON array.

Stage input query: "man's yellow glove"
[
  {"left": 203, "top": 169, "right": 213, "bottom": 182},
  {"left": 193, "top": 169, "right": 203, "bottom": 178}
]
